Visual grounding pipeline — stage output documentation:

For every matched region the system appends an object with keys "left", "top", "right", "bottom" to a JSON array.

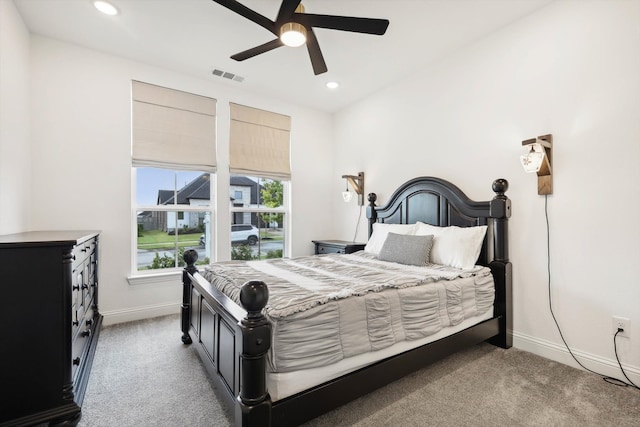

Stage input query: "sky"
[{"left": 136, "top": 168, "right": 203, "bottom": 206}]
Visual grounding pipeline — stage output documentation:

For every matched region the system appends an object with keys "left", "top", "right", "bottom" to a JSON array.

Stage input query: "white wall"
[
  {"left": 5, "top": 0, "right": 638, "bottom": 382},
  {"left": 27, "top": 36, "right": 333, "bottom": 324},
  {"left": 0, "top": 0, "right": 31, "bottom": 234},
  {"left": 333, "top": 0, "right": 640, "bottom": 381}
]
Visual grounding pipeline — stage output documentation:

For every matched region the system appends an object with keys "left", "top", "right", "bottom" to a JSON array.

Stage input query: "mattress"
[{"left": 202, "top": 252, "right": 495, "bottom": 373}]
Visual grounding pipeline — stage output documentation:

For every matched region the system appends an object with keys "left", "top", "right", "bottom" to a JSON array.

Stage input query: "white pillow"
[
  {"left": 364, "top": 223, "right": 417, "bottom": 255},
  {"left": 415, "top": 222, "right": 487, "bottom": 269}
]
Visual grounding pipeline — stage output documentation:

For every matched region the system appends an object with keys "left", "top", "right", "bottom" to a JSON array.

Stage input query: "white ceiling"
[{"left": 13, "top": 0, "right": 554, "bottom": 112}]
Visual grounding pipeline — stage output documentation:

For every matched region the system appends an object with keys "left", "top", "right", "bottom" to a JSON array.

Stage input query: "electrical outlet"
[{"left": 613, "top": 316, "right": 630, "bottom": 338}]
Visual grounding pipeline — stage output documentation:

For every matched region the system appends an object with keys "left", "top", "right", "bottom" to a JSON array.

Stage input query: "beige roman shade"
[
  {"left": 132, "top": 81, "right": 217, "bottom": 171},
  {"left": 229, "top": 103, "right": 291, "bottom": 180}
]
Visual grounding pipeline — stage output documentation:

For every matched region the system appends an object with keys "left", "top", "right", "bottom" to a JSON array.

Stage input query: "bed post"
[
  {"left": 487, "top": 179, "right": 512, "bottom": 349},
  {"left": 367, "top": 192, "right": 378, "bottom": 237},
  {"left": 236, "top": 281, "right": 272, "bottom": 427},
  {"left": 181, "top": 249, "right": 198, "bottom": 345}
]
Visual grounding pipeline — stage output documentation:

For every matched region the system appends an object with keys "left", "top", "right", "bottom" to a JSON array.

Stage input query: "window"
[
  {"left": 229, "top": 104, "right": 291, "bottom": 261},
  {"left": 230, "top": 175, "right": 286, "bottom": 260},
  {"left": 135, "top": 168, "right": 212, "bottom": 271},
  {"left": 131, "top": 81, "right": 216, "bottom": 274}
]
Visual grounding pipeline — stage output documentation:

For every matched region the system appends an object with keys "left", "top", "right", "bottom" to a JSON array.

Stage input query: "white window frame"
[
  {"left": 229, "top": 178, "right": 289, "bottom": 260},
  {"left": 128, "top": 168, "right": 215, "bottom": 283}
]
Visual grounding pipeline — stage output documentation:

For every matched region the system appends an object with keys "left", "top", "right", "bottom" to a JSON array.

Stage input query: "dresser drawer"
[
  {"left": 71, "top": 237, "right": 97, "bottom": 331},
  {"left": 313, "top": 240, "right": 366, "bottom": 255},
  {"left": 316, "top": 244, "right": 345, "bottom": 254},
  {"left": 72, "top": 306, "right": 95, "bottom": 381}
]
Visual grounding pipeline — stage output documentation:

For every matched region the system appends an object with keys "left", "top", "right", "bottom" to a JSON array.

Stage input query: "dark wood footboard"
[
  {"left": 181, "top": 177, "right": 512, "bottom": 427},
  {"left": 181, "top": 250, "right": 272, "bottom": 426}
]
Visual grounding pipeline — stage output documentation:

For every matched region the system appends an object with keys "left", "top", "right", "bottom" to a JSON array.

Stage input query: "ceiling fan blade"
[
  {"left": 212, "top": 0, "right": 277, "bottom": 35},
  {"left": 231, "top": 39, "right": 284, "bottom": 61},
  {"left": 296, "top": 14, "right": 389, "bottom": 35},
  {"left": 305, "top": 29, "right": 328, "bottom": 75},
  {"left": 275, "top": 0, "right": 302, "bottom": 24}
]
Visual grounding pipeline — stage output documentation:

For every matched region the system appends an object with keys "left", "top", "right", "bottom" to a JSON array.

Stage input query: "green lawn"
[
  {"left": 138, "top": 228, "right": 283, "bottom": 251},
  {"left": 261, "top": 230, "right": 283, "bottom": 241},
  {"left": 138, "top": 229, "right": 200, "bottom": 250}
]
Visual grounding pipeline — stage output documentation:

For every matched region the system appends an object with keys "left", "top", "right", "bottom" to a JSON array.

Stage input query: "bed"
[{"left": 180, "top": 176, "right": 512, "bottom": 427}]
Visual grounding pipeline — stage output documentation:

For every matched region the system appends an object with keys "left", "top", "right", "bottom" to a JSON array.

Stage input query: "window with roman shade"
[
  {"left": 228, "top": 103, "right": 290, "bottom": 260},
  {"left": 131, "top": 81, "right": 217, "bottom": 272}
]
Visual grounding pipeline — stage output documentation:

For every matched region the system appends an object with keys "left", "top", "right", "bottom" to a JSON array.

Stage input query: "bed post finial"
[
  {"left": 239, "top": 280, "right": 269, "bottom": 319},
  {"left": 367, "top": 193, "right": 378, "bottom": 237},
  {"left": 237, "top": 281, "right": 272, "bottom": 427},
  {"left": 492, "top": 178, "right": 508, "bottom": 196},
  {"left": 490, "top": 179, "right": 510, "bottom": 262},
  {"left": 181, "top": 249, "right": 198, "bottom": 345}
]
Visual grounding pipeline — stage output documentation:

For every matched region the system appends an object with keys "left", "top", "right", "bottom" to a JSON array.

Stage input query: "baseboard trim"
[
  {"left": 101, "top": 302, "right": 181, "bottom": 326},
  {"left": 514, "top": 331, "right": 640, "bottom": 385}
]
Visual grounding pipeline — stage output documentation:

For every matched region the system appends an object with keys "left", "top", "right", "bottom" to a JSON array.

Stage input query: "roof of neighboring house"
[
  {"left": 157, "top": 189, "right": 174, "bottom": 205},
  {"left": 230, "top": 175, "right": 258, "bottom": 187},
  {"left": 158, "top": 174, "right": 263, "bottom": 205},
  {"left": 157, "top": 174, "right": 210, "bottom": 205},
  {"left": 231, "top": 176, "right": 262, "bottom": 204}
]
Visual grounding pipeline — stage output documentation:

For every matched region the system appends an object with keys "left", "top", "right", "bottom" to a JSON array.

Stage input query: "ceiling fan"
[{"left": 211, "top": 0, "right": 390, "bottom": 75}]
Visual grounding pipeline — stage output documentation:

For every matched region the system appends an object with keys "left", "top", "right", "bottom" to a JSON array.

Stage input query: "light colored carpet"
[
  {"left": 78, "top": 314, "right": 232, "bottom": 427},
  {"left": 79, "top": 315, "right": 640, "bottom": 426}
]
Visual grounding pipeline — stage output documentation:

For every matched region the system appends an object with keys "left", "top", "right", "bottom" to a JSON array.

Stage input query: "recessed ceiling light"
[
  {"left": 94, "top": 1, "right": 118, "bottom": 16},
  {"left": 326, "top": 81, "right": 339, "bottom": 89}
]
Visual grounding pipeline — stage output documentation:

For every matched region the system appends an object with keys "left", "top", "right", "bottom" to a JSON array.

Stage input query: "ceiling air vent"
[{"left": 212, "top": 69, "right": 244, "bottom": 83}]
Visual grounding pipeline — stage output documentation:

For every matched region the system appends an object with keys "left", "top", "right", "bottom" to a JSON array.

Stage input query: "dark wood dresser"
[
  {"left": 312, "top": 239, "right": 366, "bottom": 255},
  {"left": 0, "top": 231, "right": 102, "bottom": 427}
]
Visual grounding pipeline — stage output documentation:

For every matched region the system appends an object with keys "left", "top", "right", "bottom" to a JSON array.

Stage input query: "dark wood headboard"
[{"left": 366, "top": 176, "right": 511, "bottom": 267}]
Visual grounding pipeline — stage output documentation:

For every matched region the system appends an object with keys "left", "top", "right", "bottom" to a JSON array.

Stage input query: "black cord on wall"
[
  {"left": 352, "top": 205, "right": 364, "bottom": 243},
  {"left": 544, "top": 194, "right": 638, "bottom": 389},
  {"left": 613, "top": 330, "right": 640, "bottom": 389}
]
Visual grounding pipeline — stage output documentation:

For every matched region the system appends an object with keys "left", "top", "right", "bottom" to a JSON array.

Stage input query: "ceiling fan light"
[
  {"left": 280, "top": 23, "right": 307, "bottom": 47},
  {"left": 94, "top": 1, "right": 118, "bottom": 16}
]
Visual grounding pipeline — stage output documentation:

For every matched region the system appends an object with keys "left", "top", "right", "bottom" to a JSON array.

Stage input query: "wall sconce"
[
  {"left": 521, "top": 134, "right": 552, "bottom": 195},
  {"left": 341, "top": 172, "right": 365, "bottom": 205}
]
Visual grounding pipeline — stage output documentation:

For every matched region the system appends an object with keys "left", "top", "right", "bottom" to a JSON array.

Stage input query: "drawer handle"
[
  {"left": 82, "top": 284, "right": 89, "bottom": 290},
  {"left": 72, "top": 320, "right": 79, "bottom": 326},
  {"left": 81, "top": 330, "right": 91, "bottom": 338},
  {"left": 73, "top": 357, "right": 81, "bottom": 366},
  {"left": 72, "top": 285, "right": 80, "bottom": 291},
  {"left": 85, "top": 319, "right": 93, "bottom": 326}
]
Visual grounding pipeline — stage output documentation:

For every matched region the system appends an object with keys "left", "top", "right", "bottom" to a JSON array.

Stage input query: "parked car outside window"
[{"left": 200, "top": 224, "right": 259, "bottom": 246}]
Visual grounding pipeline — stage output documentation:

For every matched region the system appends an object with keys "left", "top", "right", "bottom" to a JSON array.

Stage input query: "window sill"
[{"left": 127, "top": 270, "right": 182, "bottom": 286}]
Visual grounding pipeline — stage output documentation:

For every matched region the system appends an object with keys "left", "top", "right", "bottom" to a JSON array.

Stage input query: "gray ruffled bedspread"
[{"left": 203, "top": 252, "right": 494, "bottom": 372}]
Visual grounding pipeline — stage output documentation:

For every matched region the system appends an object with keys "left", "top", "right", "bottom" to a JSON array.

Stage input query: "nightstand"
[{"left": 312, "top": 240, "right": 366, "bottom": 255}]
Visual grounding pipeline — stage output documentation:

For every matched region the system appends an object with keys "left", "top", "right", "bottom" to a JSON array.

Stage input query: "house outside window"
[
  {"left": 135, "top": 170, "right": 287, "bottom": 271},
  {"left": 230, "top": 174, "right": 286, "bottom": 261},
  {"left": 135, "top": 168, "right": 212, "bottom": 271}
]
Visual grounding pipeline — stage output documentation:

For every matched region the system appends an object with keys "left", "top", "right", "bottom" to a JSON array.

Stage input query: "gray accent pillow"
[{"left": 378, "top": 232, "right": 434, "bottom": 266}]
